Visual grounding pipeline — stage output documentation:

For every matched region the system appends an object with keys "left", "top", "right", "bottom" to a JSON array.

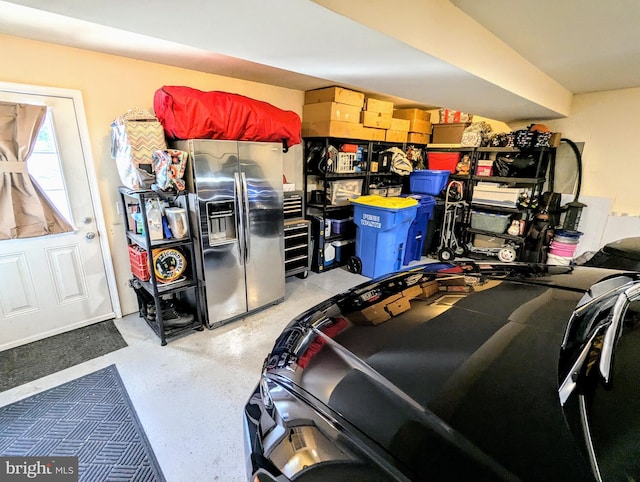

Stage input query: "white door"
[{"left": 0, "top": 84, "right": 119, "bottom": 351}]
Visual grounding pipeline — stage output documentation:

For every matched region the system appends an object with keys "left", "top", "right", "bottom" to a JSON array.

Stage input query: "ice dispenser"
[{"left": 206, "top": 200, "right": 236, "bottom": 245}]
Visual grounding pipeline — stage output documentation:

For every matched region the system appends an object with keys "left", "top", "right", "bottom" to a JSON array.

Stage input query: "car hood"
[{"left": 265, "top": 264, "right": 627, "bottom": 480}]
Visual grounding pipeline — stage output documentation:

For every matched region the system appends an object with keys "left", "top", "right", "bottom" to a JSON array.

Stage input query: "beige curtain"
[{"left": 0, "top": 101, "right": 73, "bottom": 239}]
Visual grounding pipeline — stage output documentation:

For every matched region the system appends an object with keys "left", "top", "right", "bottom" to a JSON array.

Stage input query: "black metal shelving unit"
[
  {"left": 303, "top": 136, "right": 421, "bottom": 272},
  {"left": 425, "top": 145, "right": 555, "bottom": 261},
  {"left": 118, "top": 186, "right": 204, "bottom": 345}
]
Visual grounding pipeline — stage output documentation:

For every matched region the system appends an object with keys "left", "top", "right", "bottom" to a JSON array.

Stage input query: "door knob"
[{"left": 86, "top": 232, "right": 96, "bottom": 240}]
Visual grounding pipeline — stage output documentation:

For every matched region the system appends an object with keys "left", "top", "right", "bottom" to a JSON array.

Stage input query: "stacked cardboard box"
[
  {"left": 303, "top": 88, "right": 438, "bottom": 145},
  {"left": 343, "top": 277, "right": 475, "bottom": 326},
  {"left": 393, "top": 108, "right": 432, "bottom": 144},
  {"left": 302, "top": 87, "right": 367, "bottom": 139},
  {"left": 345, "top": 284, "right": 422, "bottom": 326},
  {"left": 360, "top": 96, "right": 401, "bottom": 142}
]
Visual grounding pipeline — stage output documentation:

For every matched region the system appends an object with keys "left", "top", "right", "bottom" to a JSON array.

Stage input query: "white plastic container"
[
  {"left": 165, "top": 207, "right": 189, "bottom": 239},
  {"left": 146, "top": 199, "right": 164, "bottom": 241},
  {"left": 472, "top": 182, "right": 524, "bottom": 207},
  {"left": 324, "top": 242, "right": 335, "bottom": 266}
]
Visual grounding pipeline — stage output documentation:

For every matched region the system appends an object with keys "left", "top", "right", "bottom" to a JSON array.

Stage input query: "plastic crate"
[
  {"left": 369, "top": 187, "right": 387, "bottom": 196},
  {"left": 409, "top": 170, "right": 450, "bottom": 195},
  {"left": 326, "top": 179, "right": 363, "bottom": 205},
  {"left": 328, "top": 152, "right": 357, "bottom": 173},
  {"left": 427, "top": 152, "right": 461, "bottom": 173},
  {"left": 470, "top": 211, "right": 511, "bottom": 234},
  {"left": 331, "top": 217, "right": 355, "bottom": 235},
  {"left": 386, "top": 185, "right": 402, "bottom": 197},
  {"left": 128, "top": 244, "right": 150, "bottom": 280}
]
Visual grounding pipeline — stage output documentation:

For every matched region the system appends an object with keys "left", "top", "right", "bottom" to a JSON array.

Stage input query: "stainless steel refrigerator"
[{"left": 174, "top": 139, "right": 284, "bottom": 329}]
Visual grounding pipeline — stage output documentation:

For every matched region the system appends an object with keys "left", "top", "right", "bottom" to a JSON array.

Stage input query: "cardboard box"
[
  {"left": 365, "top": 127, "right": 386, "bottom": 142},
  {"left": 302, "top": 120, "right": 368, "bottom": 140},
  {"left": 386, "top": 296, "right": 412, "bottom": 316},
  {"left": 420, "top": 280, "right": 440, "bottom": 298},
  {"left": 408, "top": 119, "right": 432, "bottom": 134},
  {"left": 407, "top": 132, "right": 430, "bottom": 144},
  {"left": 439, "top": 276, "right": 467, "bottom": 287},
  {"left": 438, "top": 276, "right": 473, "bottom": 293},
  {"left": 473, "top": 233, "right": 504, "bottom": 249},
  {"left": 439, "top": 108, "right": 473, "bottom": 124},
  {"left": 431, "top": 123, "right": 470, "bottom": 144},
  {"left": 346, "top": 301, "right": 391, "bottom": 326},
  {"left": 304, "top": 87, "right": 365, "bottom": 108},
  {"left": 390, "top": 118, "right": 410, "bottom": 132},
  {"left": 402, "top": 285, "right": 423, "bottom": 300},
  {"left": 346, "top": 293, "right": 402, "bottom": 326},
  {"left": 475, "top": 160, "right": 494, "bottom": 177},
  {"left": 385, "top": 129, "right": 408, "bottom": 143},
  {"left": 361, "top": 111, "right": 393, "bottom": 129},
  {"left": 303, "top": 102, "right": 362, "bottom": 124},
  {"left": 549, "top": 132, "right": 562, "bottom": 147},
  {"left": 393, "top": 108, "right": 431, "bottom": 123},
  {"left": 364, "top": 97, "right": 394, "bottom": 115}
]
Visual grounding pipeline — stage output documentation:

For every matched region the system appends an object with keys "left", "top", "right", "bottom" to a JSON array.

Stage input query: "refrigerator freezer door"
[
  {"left": 188, "top": 140, "right": 248, "bottom": 327},
  {"left": 238, "top": 141, "right": 285, "bottom": 311}
]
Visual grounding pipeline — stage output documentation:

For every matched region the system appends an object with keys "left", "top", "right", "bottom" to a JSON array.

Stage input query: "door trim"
[{"left": 0, "top": 81, "right": 122, "bottom": 322}]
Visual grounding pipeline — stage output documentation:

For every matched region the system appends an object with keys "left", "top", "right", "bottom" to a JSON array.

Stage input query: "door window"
[{"left": 28, "top": 109, "right": 72, "bottom": 224}]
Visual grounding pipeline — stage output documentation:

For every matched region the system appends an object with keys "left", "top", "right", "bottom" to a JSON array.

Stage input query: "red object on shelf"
[
  {"left": 427, "top": 152, "right": 461, "bottom": 173},
  {"left": 339, "top": 144, "right": 359, "bottom": 153},
  {"left": 128, "top": 244, "right": 150, "bottom": 281},
  {"left": 154, "top": 86, "right": 301, "bottom": 147}
]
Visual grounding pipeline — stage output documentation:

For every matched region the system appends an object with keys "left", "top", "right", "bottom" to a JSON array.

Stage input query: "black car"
[
  {"left": 243, "top": 262, "right": 640, "bottom": 481},
  {"left": 583, "top": 237, "right": 640, "bottom": 271}
]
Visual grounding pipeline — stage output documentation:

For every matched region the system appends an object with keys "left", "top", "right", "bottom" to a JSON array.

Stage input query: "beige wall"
[{"left": 2, "top": 34, "right": 304, "bottom": 315}]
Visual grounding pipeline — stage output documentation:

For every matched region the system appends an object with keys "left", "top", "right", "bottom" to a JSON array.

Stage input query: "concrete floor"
[{"left": 0, "top": 267, "right": 369, "bottom": 481}]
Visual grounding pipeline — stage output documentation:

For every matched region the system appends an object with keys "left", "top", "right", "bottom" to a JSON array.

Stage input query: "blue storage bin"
[
  {"left": 402, "top": 194, "right": 436, "bottom": 265},
  {"left": 409, "top": 169, "right": 450, "bottom": 195},
  {"left": 352, "top": 198, "right": 418, "bottom": 278}
]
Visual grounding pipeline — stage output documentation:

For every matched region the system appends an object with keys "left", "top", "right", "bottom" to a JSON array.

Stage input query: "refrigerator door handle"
[
  {"left": 240, "top": 172, "right": 251, "bottom": 263},
  {"left": 234, "top": 172, "right": 245, "bottom": 265}
]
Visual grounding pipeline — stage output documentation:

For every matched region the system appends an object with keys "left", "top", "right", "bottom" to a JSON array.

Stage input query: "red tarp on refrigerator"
[{"left": 153, "top": 86, "right": 301, "bottom": 148}]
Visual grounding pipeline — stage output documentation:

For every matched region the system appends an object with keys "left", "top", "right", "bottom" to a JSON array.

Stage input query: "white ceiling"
[{"left": 1, "top": 0, "right": 638, "bottom": 122}]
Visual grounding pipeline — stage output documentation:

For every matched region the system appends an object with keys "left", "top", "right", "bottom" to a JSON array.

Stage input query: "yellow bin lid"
[{"left": 350, "top": 195, "right": 418, "bottom": 209}]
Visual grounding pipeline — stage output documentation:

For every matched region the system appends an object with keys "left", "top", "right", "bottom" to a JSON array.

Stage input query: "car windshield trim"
[
  {"left": 562, "top": 279, "right": 638, "bottom": 350},
  {"left": 560, "top": 281, "right": 640, "bottom": 405},
  {"left": 599, "top": 283, "right": 640, "bottom": 383}
]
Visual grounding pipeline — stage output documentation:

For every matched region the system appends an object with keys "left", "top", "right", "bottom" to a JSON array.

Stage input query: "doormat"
[
  {"left": 0, "top": 320, "right": 127, "bottom": 392},
  {"left": 0, "top": 364, "right": 165, "bottom": 481}
]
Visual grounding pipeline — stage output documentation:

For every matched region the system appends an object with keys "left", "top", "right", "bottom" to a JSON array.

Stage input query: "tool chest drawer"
[{"left": 284, "top": 220, "right": 311, "bottom": 278}]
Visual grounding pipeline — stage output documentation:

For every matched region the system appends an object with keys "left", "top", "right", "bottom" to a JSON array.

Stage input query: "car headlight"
[{"left": 259, "top": 376, "right": 274, "bottom": 410}]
